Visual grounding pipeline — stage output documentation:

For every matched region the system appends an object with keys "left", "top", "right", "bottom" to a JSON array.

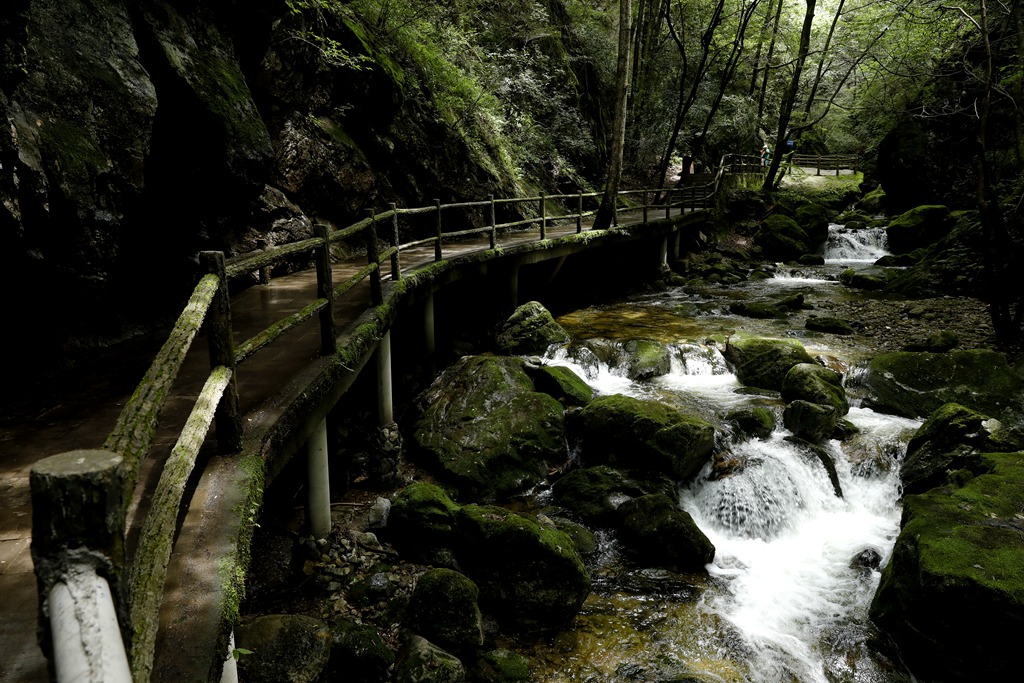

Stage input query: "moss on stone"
[
  {"left": 723, "top": 337, "right": 814, "bottom": 390},
  {"left": 530, "top": 364, "right": 593, "bottom": 406}
]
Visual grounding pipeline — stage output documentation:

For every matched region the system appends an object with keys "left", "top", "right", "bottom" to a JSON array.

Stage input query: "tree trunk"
[{"left": 594, "top": 0, "right": 633, "bottom": 231}]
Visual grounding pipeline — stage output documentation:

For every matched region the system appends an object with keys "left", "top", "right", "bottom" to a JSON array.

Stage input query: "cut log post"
[
  {"left": 489, "top": 196, "right": 497, "bottom": 249},
  {"left": 365, "top": 211, "right": 384, "bottom": 306},
  {"left": 389, "top": 202, "right": 402, "bottom": 280},
  {"left": 200, "top": 251, "right": 242, "bottom": 454},
  {"left": 434, "top": 200, "right": 443, "bottom": 262},
  {"left": 314, "top": 224, "right": 337, "bottom": 355}
]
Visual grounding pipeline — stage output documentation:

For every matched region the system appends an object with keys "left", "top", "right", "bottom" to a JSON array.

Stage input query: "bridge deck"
[{"left": 0, "top": 206, "right": 694, "bottom": 682}]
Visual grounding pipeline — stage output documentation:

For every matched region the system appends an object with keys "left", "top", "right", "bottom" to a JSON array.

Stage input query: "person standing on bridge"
[{"left": 760, "top": 143, "right": 772, "bottom": 167}]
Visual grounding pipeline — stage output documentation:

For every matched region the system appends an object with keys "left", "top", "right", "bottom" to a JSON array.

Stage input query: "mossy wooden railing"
[
  {"left": 790, "top": 153, "right": 860, "bottom": 175},
  {"left": 30, "top": 175, "right": 721, "bottom": 682}
]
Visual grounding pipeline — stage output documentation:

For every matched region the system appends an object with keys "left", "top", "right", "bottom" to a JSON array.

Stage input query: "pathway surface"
[{"left": 0, "top": 206, "right": 687, "bottom": 682}]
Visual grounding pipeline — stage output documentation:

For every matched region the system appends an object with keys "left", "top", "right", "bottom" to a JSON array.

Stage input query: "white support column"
[
  {"left": 660, "top": 236, "right": 669, "bottom": 268},
  {"left": 377, "top": 331, "right": 394, "bottom": 426},
  {"left": 219, "top": 630, "right": 238, "bottom": 683},
  {"left": 307, "top": 418, "right": 331, "bottom": 539},
  {"left": 49, "top": 564, "right": 131, "bottom": 683}
]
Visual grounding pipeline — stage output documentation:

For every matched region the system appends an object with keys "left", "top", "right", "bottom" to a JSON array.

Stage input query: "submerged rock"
[{"left": 870, "top": 451, "right": 1024, "bottom": 682}]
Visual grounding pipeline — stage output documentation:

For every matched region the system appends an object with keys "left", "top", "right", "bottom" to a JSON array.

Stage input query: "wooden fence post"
[
  {"left": 433, "top": 199, "right": 443, "bottom": 262},
  {"left": 576, "top": 192, "right": 583, "bottom": 233},
  {"left": 31, "top": 449, "right": 131, "bottom": 681},
  {"left": 200, "top": 251, "right": 242, "bottom": 454},
  {"left": 665, "top": 189, "right": 672, "bottom": 220},
  {"left": 256, "top": 238, "right": 271, "bottom": 284},
  {"left": 612, "top": 192, "right": 619, "bottom": 227},
  {"left": 539, "top": 193, "right": 547, "bottom": 239},
  {"left": 365, "top": 210, "right": 384, "bottom": 306},
  {"left": 489, "top": 195, "right": 497, "bottom": 249},
  {"left": 389, "top": 202, "right": 401, "bottom": 280},
  {"left": 314, "top": 224, "right": 337, "bottom": 355},
  {"left": 642, "top": 190, "right": 648, "bottom": 224}
]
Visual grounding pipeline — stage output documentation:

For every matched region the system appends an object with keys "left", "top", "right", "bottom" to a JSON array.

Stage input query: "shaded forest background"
[{"left": 1, "top": 0, "right": 1022, "bottom": 388}]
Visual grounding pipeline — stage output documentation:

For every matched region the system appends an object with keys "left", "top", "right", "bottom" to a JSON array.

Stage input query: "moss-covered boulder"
[
  {"left": 455, "top": 505, "right": 590, "bottom": 633},
  {"left": 236, "top": 614, "right": 331, "bottom": 683},
  {"left": 869, "top": 452, "right": 1024, "bottom": 682},
  {"left": 325, "top": 620, "right": 395, "bottom": 683},
  {"left": 900, "top": 403, "right": 1024, "bottom": 495},
  {"left": 755, "top": 214, "right": 811, "bottom": 262},
  {"left": 550, "top": 465, "right": 677, "bottom": 527},
  {"left": 857, "top": 185, "right": 886, "bottom": 213},
  {"left": 495, "top": 301, "right": 571, "bottom": 355},
  {"left": 884, "top": 212, "right": 987, "bottom": 298},
  {"left": 576, "top": 395, "right": 715, "bottom": 481},
  {"left": 412, "top": 355, "right": 566, "bottom": 500},
  {"left": 526, "top": 364, "right": 593, "bottom": 406},
  {"left": 619, "top": 339, "right": 673, "bottom": 380},
  {"left": 903, "top": 330, "right": 959, "bottom": 352},
  {"left": 862, "top": 350, "right": 1024, "bottom": 425},
  {"left": 805, "top": 316, "right": 854, "bottom": 335},
  {"left": 794, "top": 202, "right": 830, "bottom": 247},
  {"left": 387, "top": 482, "right": 461, "bottom": 565},
  {"left": 781, "top": 363, "right": 849, "bottom": 415},
  {"left": 395, "top": 636, "right": 465, "bottom": 683},
  {"left": 617, "top": 494, "right": 715, "bottom": 572},
  {"left": 723, "top": 337, "right": 815, "bottom": 391},
  {"left": 729, "top": 301, "right": 787, "bottom": 319},
  {"left": 471, "top": 649, "right": 531, "bottom": 683},
  {"left": 838, "top": 266, "right": 893, "bottom": 290},
  {"left": 884, "top": 205, "right": 951, "bottom": 254},
  {"left": 725, "top": 407, "right": 776, "bottom": 440},
  {"left": 783, "top": 400, "right": 839, "bottom": 443},
  {"left": 403, "top": 569, "right": 484, "bottom": 653}
]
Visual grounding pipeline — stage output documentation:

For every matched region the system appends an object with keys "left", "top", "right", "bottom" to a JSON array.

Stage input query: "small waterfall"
[{"left": 824, "top": 223, "right": 889, "bottom": 264}]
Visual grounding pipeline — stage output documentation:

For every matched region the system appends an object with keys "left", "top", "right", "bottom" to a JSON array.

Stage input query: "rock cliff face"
[{"left": 0, "top": 0, "right": 510, "bottom": 384}]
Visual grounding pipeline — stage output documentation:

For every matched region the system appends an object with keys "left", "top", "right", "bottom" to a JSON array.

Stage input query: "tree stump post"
[
  {"left": 365, "top": 210, "right": 384, "bottom": 306},
  {"left": 489, "top": 195, "right": 497, "bottom": 249},
  {"left": 576, "top": 192, "right": 583, "bottom": 233},
  {"left": 434, "top": 200, "right": 443, "bottom": 261},
  {"left": 389, "top": 202, "right": 402, "bottom": 280},
  {"left": 200, "top": 251, "right": 242, "bottom": 453},
  {"left": 314, "top": 224, "right": 337, "bottom": 355},
  {"left": 539, "top": 193, "right": 547, "bottom": 239}
]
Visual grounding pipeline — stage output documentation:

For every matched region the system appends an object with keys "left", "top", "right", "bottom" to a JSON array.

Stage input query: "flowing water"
[{"left": 522, "top": 225, "right": 923, "bottom": 682}]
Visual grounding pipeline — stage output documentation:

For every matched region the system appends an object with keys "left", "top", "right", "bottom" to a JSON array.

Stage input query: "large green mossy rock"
[
  {"left": 725, "top": 406, "right": 776, "bottom": 440},
  {"left": 783, "top": 400, "right": 839, "bottom": 443},
  {"left": 527, "top": 364, "right": 593, "bottom": 406},
  {"left": 862, "top": 350, "right": 1024, "bottom": 426},
  {"left": 412, "top": 355, "right": 566, "bottom": 500},
  {"left": 495, "top": 301, "right": 571, "bottom": 355},
  {"left": 794, "top": 202, "right": 830, "bottom": 247},
  {"left": 472, "top": 649, "right": 531, "bottom": 683},
  {"left": 755, "top": 214, "right": 811, "bottom": 262},
  {"left": 620, "top": 339, "right": 673, "bottom": 379},
  {"left": 236, "top": 614, "right": 332, "bottom": 683},
  {"left": 403, "top": 569, "right": 483, "bottom": 653},
  {"left": 455, "top": 505, "right": 590, "bottom": 633},
  {"left": 857, "top": 185, "right": 886, "bottom": 213},
  {"left": 884, "top": 205, "right": 951, "bottom": 254},
  {"left": 576, "top": 395, "right": 715, "bottom": 481},
  {"left": 550, "top": 465, "right": 677, "bottom": 527},
  {"left": 723, "top": 337, "right": 814, "bottom": 391},
  {"left": 617, "top": 494, "right": 715, "bottom": 572},
  {"left": 387, "top": 482, "right": 461, "bottom": 564},
  {"left": 781, "top": 363, "right": 849, "bottom": 415},
  {"left": 869, "top": 452, "right": 1024, "bottom": 682},
  {"left": 884, "top": 212, "right": 987, "bottom": 298},
  {"left": 900, "top": 403, "right": 1024, "bottom": 495},
  {"left": 838, "top": 266, "right": 894, "bottom": 290}
]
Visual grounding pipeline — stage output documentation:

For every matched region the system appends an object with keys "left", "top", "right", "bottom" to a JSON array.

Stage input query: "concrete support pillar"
[
  {"left": 424, "top": 293, "right": 436, "bottom": 359},
  {"left": 509, "top": 265, "right": 519, "bottom": 311},
  {"left": 660, "top": 237, "right": 669, "bottom": 268},
  {"left": 306, "top": 419, "right": 331, "bottom": 539},
  {"left": 219, "top": 631, "right": 238, "bottom": 683},
  {"left": 672, "top": 230, "right": 681, "bottom": 260},
  {"left": 377, "top": 331, "right": 394, "bottom": 426},
  {"left": 49, "top": 566, "right": 131, "bottom": 683}
]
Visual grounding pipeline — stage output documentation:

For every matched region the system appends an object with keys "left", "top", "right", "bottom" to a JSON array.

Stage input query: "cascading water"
[
  {"left": 824, "top": 222, "right": 890, "bottom": 264},
  {"left": 538, "top": 341, "right": 921, "bottom": 682}
]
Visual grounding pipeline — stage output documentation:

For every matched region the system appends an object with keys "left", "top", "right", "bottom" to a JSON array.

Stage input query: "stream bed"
[{"left": 521, "top": 225, "right": 922, "bottom": 682}]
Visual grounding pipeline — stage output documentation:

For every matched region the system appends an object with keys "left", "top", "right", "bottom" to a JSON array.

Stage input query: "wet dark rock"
[
  {"left": 386, "top": 482, "right": 461, "bottom": 566},
  {"left": 729, "top": 301, "right": 787, "bottom": 319},
  {"left": 412, "top": 355, "right": 566, "bottom": 500},
  {"left": 550, "top": 517, "right": 598, "bottom": 556},
  {"left": 820, "top": 624, "right": 912, "bottom": 683},
  {"left": 617, "top": 494, "right": 715, "bottom": 572},
  {"left": 755, "top": 214, "right": 811, "bottom": 262},
  {"left": 725, "top": 406, "right": 776, "bottom": 440},
  {"left": 862, "top": 350, "right": 1024, "bottom": 426},
  {"left": 325, "top": 619, "right": 395, "bottom": 683},
  {"left": 900, "top": 402, "right": 1024, "bottom": 495},
  {"left": 850, "top": 548, "right": 883, "bottom": 574},
  {"left": 786, "top": 436, "right": 843, "bottom": 497},
  {"left": 619, "top": 339, "right": 674, "bottom": 379},
  {"left": 798, "top": 253, "right": 825, "bottom": 266},
  {"left": 884, "top": 205, "right": 951, "bottom": 254},
  {"left": 495, "top": 301, "right": 571, "bottom": 355},
  {"left": 550, "top": 465, "right": 676, "bottom": 527},
  {"left": 236, "top": 614, "right": 331, "bottom": 683},
  {"left": 577, "top": 395, "right": 716, "bottom": 481},
  {"left": 870, "top": 451, "right": 1024, "bottom": 682},
  {"left": 781, "top": 363, "right": 849, "bottom": 415},
  {"left": 805, "top": 315, "right": 854, "bottom": 335},
  {"left": 783, "top": 400, "right": 839, "bottom": 443},
  {"left": 903, "top": 330, "right": 959, "bottom": 352},
  {"left": 402, "top": 568, "right": 484, "bottom": 653},
  {"left": 884, "top": 212, "right": 987, "bottom": 298},
  {"left": 470, "top": 649, "right": 531, "bottom": 683},
  {"left": 839, "top": 266, "right": 894, "bottom": 290},
  {"left": 723, "top": 337, "right": 815, "bottom": 391},
  {"left": 776, "top": 293, "right": 808, "bottom": 311},
  {"left": 526, "top": 364, "right": 593, "bottom": 406},
  {"left": 794, "top": 202, "right": 830, "bottom": 247},
  {"left": 395, "top": 636, "right": 465, "bottom": 683}
]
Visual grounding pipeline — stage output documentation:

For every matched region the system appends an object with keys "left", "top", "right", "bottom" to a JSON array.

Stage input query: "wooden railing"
[
  {"left": 789, "top": 153, "right": 860, "bottom": 175},
  {"left": 28, "top": 173, "right": 722, "bottom": 681}
]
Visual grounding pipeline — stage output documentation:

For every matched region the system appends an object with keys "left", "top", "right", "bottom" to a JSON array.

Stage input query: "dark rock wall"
[{"left": 0, "top": 0, "right": 514, "bottom": 383}]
